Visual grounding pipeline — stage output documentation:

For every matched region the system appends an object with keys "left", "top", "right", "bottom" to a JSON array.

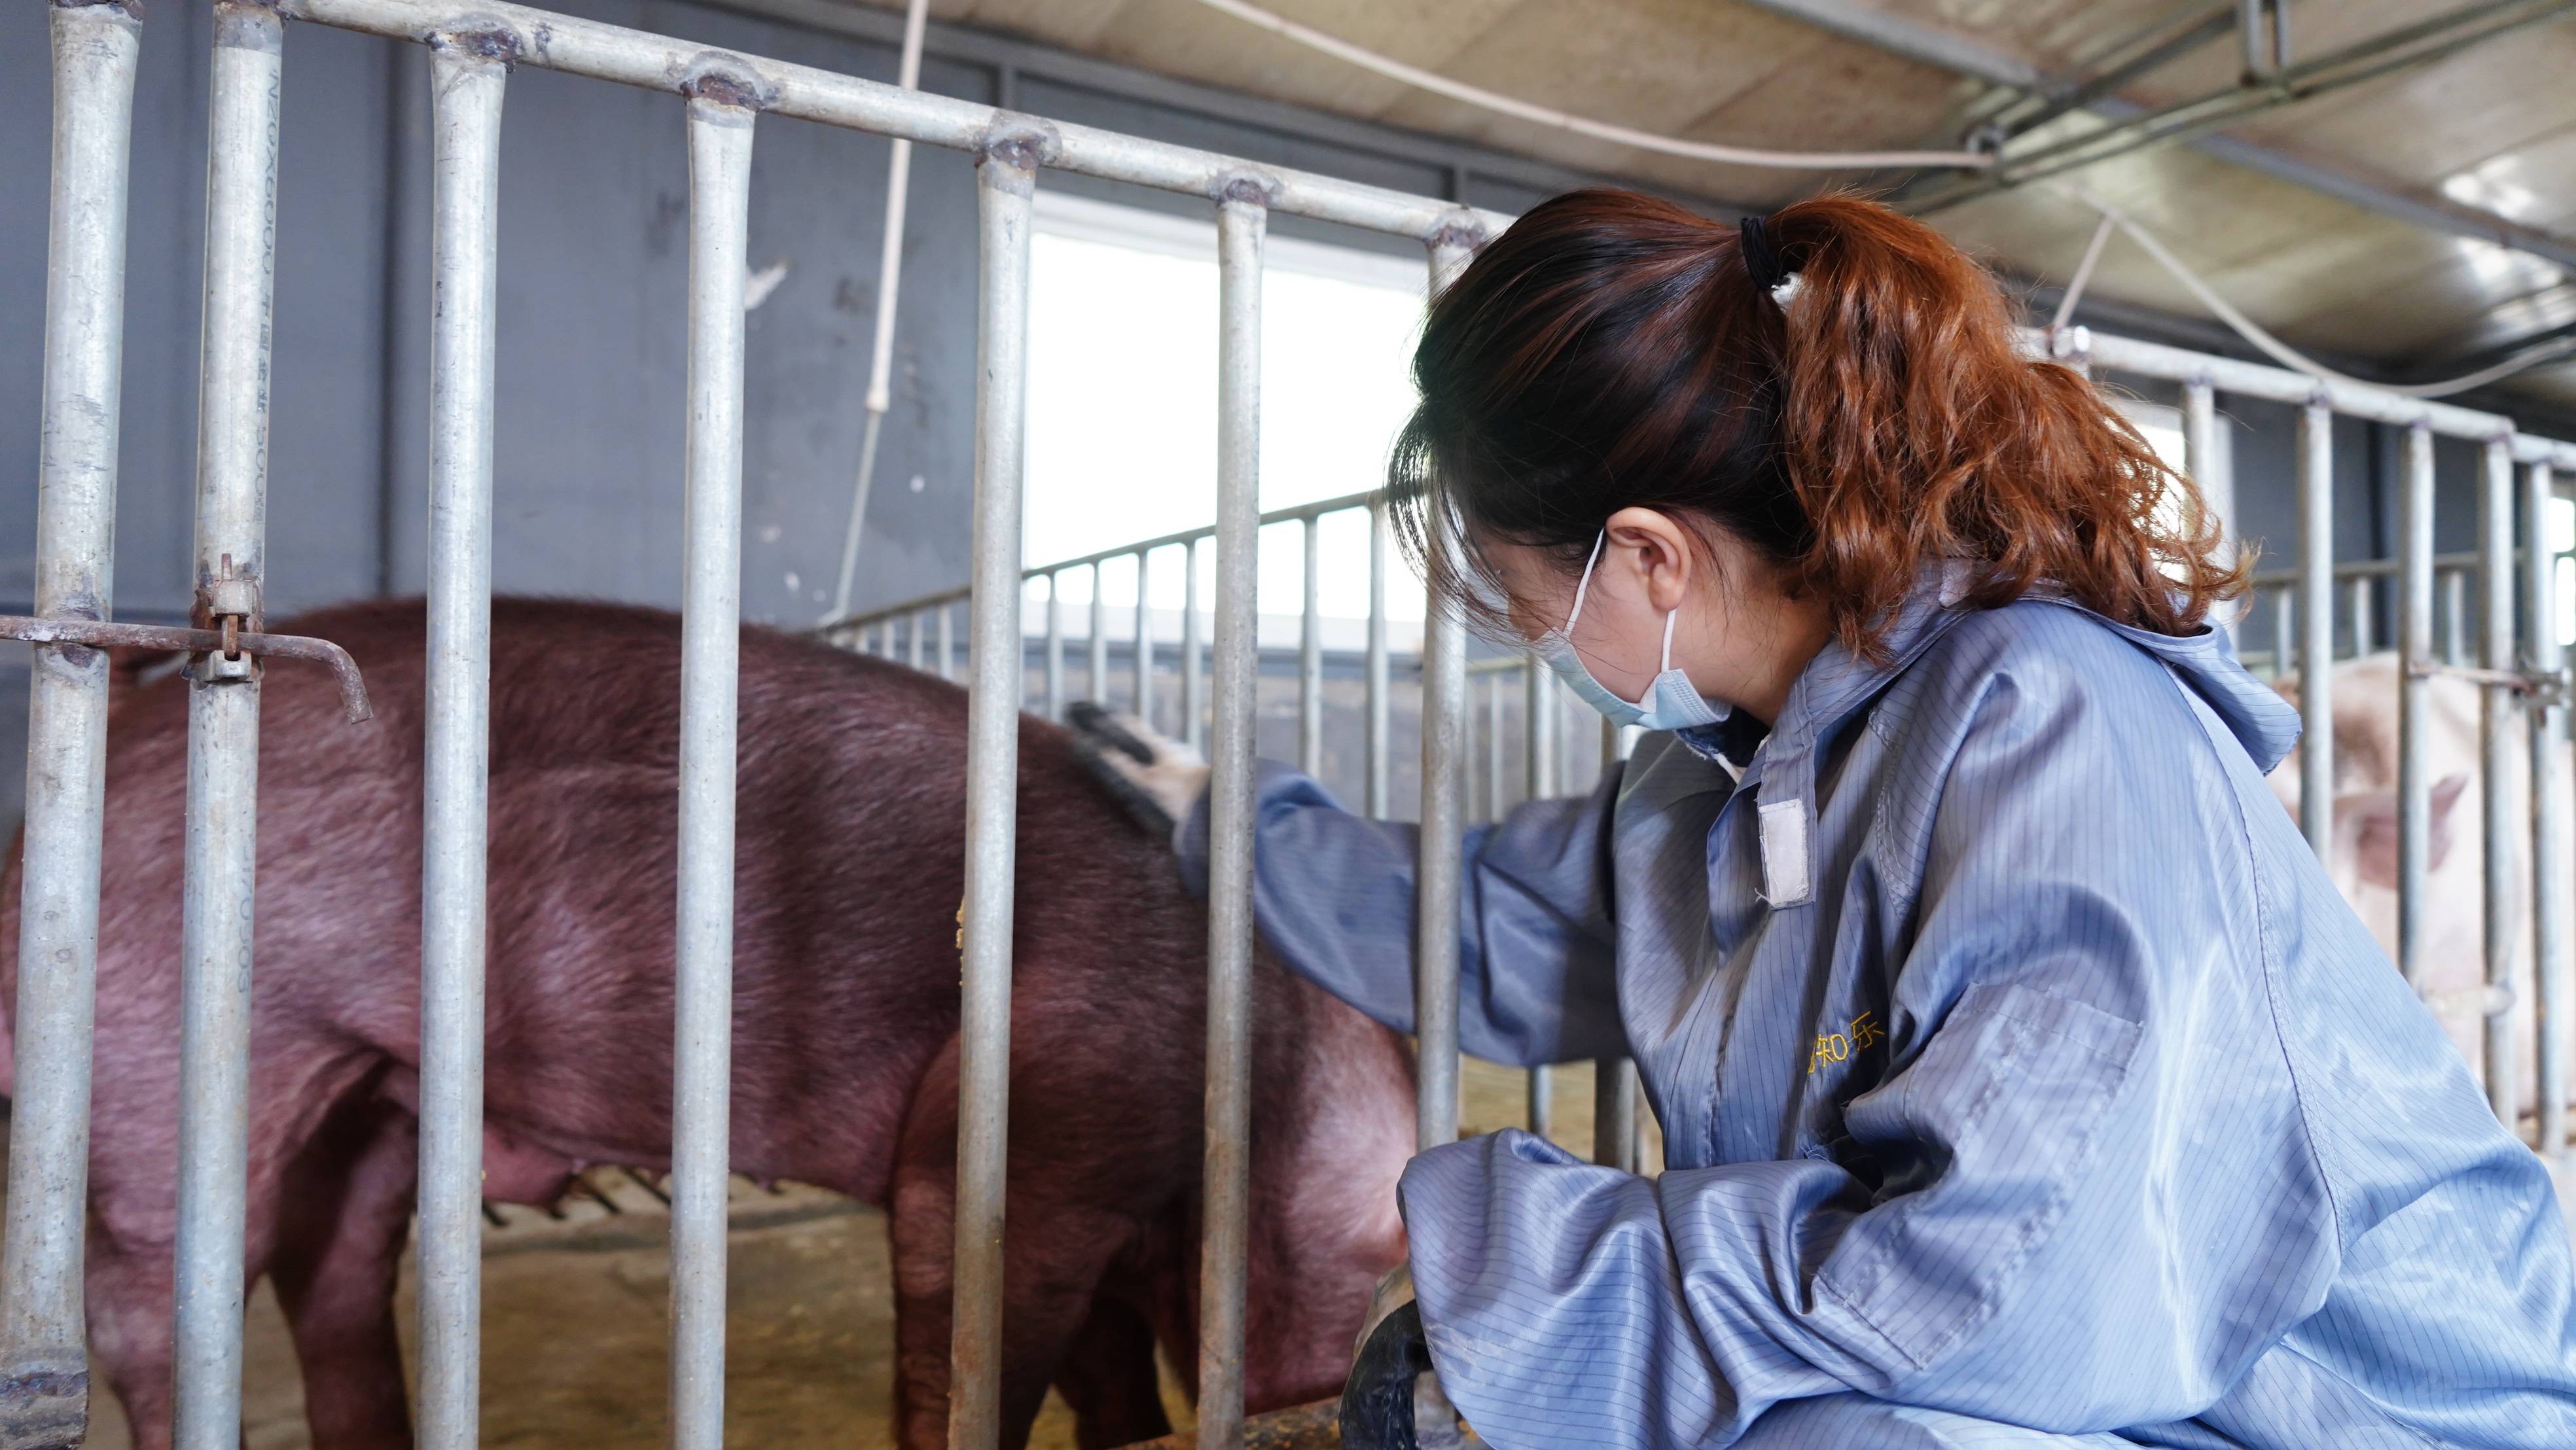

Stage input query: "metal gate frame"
[
  {"left": 9, "top": 5, "right": 2576, "bottom": 1450},
  {"left": 2047, "top": 325, "right": 2576, "bottom": 1145},
  {"left": 3, "top": 3, "right": 1504, "bottom": 1447}
]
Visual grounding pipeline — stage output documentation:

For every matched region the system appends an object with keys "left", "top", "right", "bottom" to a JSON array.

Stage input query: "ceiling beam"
[{"left": 1738, "top": 0, "right": 2576, "bottom": 274}]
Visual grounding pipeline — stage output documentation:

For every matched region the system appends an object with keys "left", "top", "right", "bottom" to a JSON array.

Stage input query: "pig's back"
[{"left": 50, "top": 596, "right": 1218, "bottom": 1205}]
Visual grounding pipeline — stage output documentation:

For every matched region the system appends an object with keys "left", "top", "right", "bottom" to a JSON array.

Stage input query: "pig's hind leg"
[
  {"left": 1050, "top": 1292, "right": 1172, "bottom": 1450},
  {"left": 80, "top": 1048, "right": 373, "bottom": 1450},
  {"left": 268, "top": 1090, "right": 418, "bottom": 1449},
  {"left": 887, "top": 1038, "right": 1172, "bottom": 1450}
]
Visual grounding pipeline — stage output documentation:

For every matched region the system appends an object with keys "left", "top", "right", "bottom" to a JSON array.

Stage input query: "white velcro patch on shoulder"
[{"left": 1757, "top": 798, "right": 1813, "bottom": 908}]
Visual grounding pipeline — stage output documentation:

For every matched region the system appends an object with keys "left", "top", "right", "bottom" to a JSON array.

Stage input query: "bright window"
[
  {"left": 1022, "top": 191, "right": 1429, "bottom": 629},
  {"left": 2113, "top": 398, "right": 2231, "bottom": 542}
]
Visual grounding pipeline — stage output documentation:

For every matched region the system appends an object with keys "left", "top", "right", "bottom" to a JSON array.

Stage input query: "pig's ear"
[{"left": 2351, "top": 771, "right": 2471, "bottom": 889}]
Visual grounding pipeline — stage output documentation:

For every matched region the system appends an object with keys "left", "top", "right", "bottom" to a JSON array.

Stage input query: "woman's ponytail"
[{"left": 1765, "top": 196, "right": 2242, "bottom": 652}]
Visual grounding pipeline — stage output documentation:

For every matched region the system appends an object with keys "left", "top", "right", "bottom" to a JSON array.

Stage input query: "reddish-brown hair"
[{"left": 1388, "top": 188, "right": 2245, "bottom": 657}]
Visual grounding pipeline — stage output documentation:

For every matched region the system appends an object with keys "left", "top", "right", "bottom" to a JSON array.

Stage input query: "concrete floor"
[{"left": 52, "top": 1057, "right": 1659, "bottom": 1449}]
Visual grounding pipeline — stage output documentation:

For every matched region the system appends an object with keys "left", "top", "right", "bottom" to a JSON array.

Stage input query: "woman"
[{"left": 1083, "top": 191, "right": 2576, "bottom": 1447}]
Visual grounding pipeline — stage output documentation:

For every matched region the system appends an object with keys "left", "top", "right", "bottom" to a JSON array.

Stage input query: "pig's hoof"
[{"left": 0, "top": 1358, "right": 88, "bottom": 1450}]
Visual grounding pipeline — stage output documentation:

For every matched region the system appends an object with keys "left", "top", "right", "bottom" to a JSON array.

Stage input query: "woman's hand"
[{"left": 1065, "top": 703, "right": 1208, "bottom": 843}]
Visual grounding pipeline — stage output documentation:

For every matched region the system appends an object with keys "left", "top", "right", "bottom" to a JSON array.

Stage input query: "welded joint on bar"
[
  {"left": 1425, "top": 208, "right": 1489, "bottom": 254},
  {"left": 1215, "top": 169, "right": 1281, "bottom": 208},
  {"left": 678, "top": 58, "right": 770, "bottom": 111},
  {"left": 0, "top": 616, "right": 375, "bottom": 723},
  {"left": 976, "top": 112, "right": 1060, "bottom": 173},
  {"left": 215, "top": 0, "right": 283, "bottom": 48},
  {"left": 426, "top": 18, "right": 526, "bottom": 67}
]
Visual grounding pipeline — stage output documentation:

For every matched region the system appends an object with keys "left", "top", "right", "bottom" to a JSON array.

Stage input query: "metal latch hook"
[{"left": 0, "top": 614, "right": 374, "bottom": 724}]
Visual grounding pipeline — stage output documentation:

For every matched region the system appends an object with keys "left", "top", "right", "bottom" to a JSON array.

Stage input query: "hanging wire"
[
  {"left": 1186, "top": 0, "right": 1997, "bottom": 173},
  {"left": 2060, "top": 185, "right": 2576, "bottom": 398},
  {"left": 826, "top": 0, "right": 933, "bottom": 626}
]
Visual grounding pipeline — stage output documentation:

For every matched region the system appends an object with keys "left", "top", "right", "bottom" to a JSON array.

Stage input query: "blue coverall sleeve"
[
  {"left": 1177, "top": 760, "right": 1626, "bottom": 1067},
  {"left": 1396, "top": 671, "right": 2345, "bottom": 1448}
]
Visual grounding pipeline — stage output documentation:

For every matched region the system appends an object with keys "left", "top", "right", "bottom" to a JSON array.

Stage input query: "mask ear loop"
[
  {"left": 1564, "top": 531, "right": 1609, "bottom": 633},
  {"left": 1660, "top": 606, "right": 1679, "bottom": 673}
]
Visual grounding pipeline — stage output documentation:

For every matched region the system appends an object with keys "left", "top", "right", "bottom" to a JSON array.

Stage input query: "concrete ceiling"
[{"left": 837, "top": 0, "right": 2576, "bottom": 414}]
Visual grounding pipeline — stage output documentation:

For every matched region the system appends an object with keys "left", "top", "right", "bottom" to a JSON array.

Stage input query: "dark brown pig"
[{"left": 0, "top": 597, "right": 1415, "bottom": 1450}]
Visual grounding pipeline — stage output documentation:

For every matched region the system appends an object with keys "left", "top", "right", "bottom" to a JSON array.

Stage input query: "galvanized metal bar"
[
  {"left": 938, "top": 601, "right": 955, "bottom": 681},
  {"left": 1593, "top": 1057, "right": 1639, "bottom": 1173},
  {"left": 1198, "top": 184, "right": 1266, "bottom": 1450},
  {"left": 950, "top": 131, "right": 1038, "bottom": 1450},
  {"left": 1593, "top": 716, "right": 1638, "bottom": 1169},
  {"left": 0, "top": 8, "right": 140, "bottom": 1442},
  {"left": 1298, "top": 515, "right": 1323, "bottom": 777},
  {"left": 2238, "top": 0, "right": 2274, "bottom": 79},
  {"left": 2181, "top": 380, "right": 2227, "bottom": 548},
  {"left": 1134, "top": 549, "right": 1156, "bottom": 725},
  {"left": 2399, "top": 424, "right": 2437, "bottom": 989},
  {"left": 1365, "top": 499, "right": 1390, "bottom": 819},
  {"left": 1045, "top": 570, "right": 1064, "bottom": 722},
  {"left": 1088, "top": 563, "right": 1108, "bottom": 705},
  {"left": 2063, "top": 328, "right": 2562, "bottom": 456},
  {"left": 2353, "top": 576, "right": 2376, "bottom": 658},
  {"left": 1183, "top": 537, "right": 1204, "bottom": 752},
  {"left": 910, "top": 609, "right": 927, "bottom": 671},
  {"left": 1524, "top": 654, "right": 1556, "bottom": 802},
  {"left": 2272, "top": 588, "right": 2294, "bottom": 682},
  {"left": 844, "top": 489, "right": 1377, "bottom": 610},
  {"left": 1461, "top": 688, "right": 1478, "bottom": 826},
  {"left": 416, "top": 35, "right": 506, "bottom": 1450},
  {"left": 2477, "top": 440, "right": 2520, "bottom": 1122},
  {"left": 280, "top": 0, "right": 1509, "bottom": 245},
  {"left": 174, "top": 7, "right": 284, "bottom": 1443},
  {"left": 2251, "top": 550, "right": 2518, "bottom": 590},
  {"left": 1415, "top": 234, "right": 1477, "bottom": 1150},
  {"left": 1519, "top": 660, "right": 1556, "bottom": 1145},
  {"left": 1486, "top": 672, "right": 1506, "bottom": 821},
  {"left": 2444, "top": 567, "right": 2467, "bottom": 667},
  {"left": 2297, "top": 404, "right": 2334, "bottom": 857},
  {"left": 2524, "top": 461, "right": 2569, "bottom": 1159},
  {"left": 1514, "top": 644, "right": 1556, "bottom": 1148},
  {"left": 670, "top": 86, "right": 755, "bottom": 1450}
]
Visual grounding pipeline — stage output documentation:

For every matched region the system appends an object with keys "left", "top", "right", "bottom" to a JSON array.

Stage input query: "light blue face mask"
[{"left": 1533, "top": 532, "right": 1730, "bottom": 733}]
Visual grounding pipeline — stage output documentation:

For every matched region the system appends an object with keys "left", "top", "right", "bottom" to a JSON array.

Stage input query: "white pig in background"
[{"left": 2268, "top": 652, "right": 2575, "bottom": 1120}]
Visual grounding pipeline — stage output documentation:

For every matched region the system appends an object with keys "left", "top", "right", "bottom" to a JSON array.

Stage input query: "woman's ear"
[{"left": 1603, "top": 506, "right": 1696, "bottom": 614}]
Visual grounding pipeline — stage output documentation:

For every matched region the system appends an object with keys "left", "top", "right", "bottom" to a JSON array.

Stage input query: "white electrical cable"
[
  {"left": 2050, "top": 213, "right": 2117, "bottom": 333},
  {"left": 1186, "top": 0, "right": 1996, "bottom": 173},
  {"left": 2064, "top": 185, "right": 2575, "bottom": 398},
  {"left": 828, "top": 0, "right": 932, "bottom": 624}
]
